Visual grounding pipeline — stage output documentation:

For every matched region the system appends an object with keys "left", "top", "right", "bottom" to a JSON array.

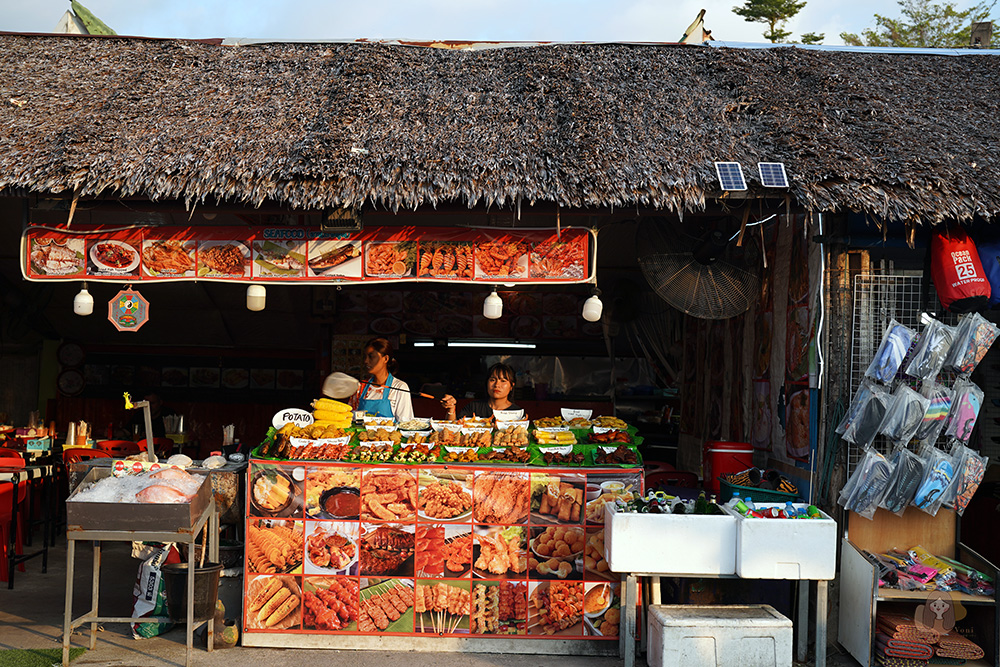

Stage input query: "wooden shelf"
[{"left": 876, "top": 587, "right": 995, "bottom": 605}]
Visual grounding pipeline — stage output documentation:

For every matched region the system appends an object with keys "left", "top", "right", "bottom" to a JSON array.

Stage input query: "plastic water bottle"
[
  {"left": 726, "top": 492, "right": 742, "bottom": 509},
  {"left": 743, "top": 497, "right": 757, "bottom": 511},
  {"left": 785, "top": 501, "right": 798, "bottom": 518}
]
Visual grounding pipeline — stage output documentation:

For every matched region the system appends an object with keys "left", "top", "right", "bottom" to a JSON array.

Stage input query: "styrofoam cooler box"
[
  {"left": 604, "top": 503, "right": 737, "bottom": 575},
  {"left": 647, "top": 604, "right": 792, "bottom": 667},
  {"left": 722, "top": 502, "right": 836, "bottom": 579}
]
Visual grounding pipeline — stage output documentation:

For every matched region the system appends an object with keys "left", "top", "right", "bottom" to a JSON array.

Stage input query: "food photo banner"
[{"left": 22, "top": 225, "right": 596, "bottom": 285}]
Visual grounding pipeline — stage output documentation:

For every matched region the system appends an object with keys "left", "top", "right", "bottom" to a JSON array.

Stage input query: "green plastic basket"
[{"left": 718, "top": 477, "right": 799, "bottom": 504}]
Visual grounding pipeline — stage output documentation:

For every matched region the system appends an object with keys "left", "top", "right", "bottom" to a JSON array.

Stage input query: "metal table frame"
[
  {"left": 62, "top": 499, "right": 219, "bottom": 667},
  {"left": 618, "top": 572, "right": 829, "bottom": 667}
]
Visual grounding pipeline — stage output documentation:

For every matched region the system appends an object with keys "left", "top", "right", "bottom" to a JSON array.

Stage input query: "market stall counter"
[{"left": 242, "top": 411, "right": 643, "bottom": 654}]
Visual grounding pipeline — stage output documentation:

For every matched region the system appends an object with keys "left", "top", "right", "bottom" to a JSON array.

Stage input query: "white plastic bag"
[{"left": 130, "top": 544, "right": 178, "bottom": 638}]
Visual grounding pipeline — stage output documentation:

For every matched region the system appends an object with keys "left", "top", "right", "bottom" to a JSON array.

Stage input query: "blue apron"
[{"left": 358, "top": 373, "right": 395, "bottom": 418}]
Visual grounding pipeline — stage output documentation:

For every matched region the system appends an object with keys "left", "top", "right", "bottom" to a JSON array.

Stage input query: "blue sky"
[{"left": 0, "top": 0, "right": 991, "bottom": 45}]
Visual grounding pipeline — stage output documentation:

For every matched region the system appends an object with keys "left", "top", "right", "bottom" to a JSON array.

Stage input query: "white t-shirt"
[{"left": 360, "top": 376, "right": 414, "bottom": 422}]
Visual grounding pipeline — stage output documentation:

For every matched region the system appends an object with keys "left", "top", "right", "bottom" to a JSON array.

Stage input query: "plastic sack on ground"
[
  {"left": 903, "top": 318, "right": 955, "bottom": 381},
  {"left": 840, "top": 447, "right": 895, "bottom": 520},
  {"left": 914, "top": 381, "right": 954, "bottom": 446},
  {"left": 131, "top": 543, "right": 180, "bottom": 638},
  {"left": 912, "top": 445, "right": 957, "bottom": 516},
  {"left": 943, "top": 379, "right": 984, "bottom": 445},
  {"left": 865, "top": 319, "right": 916, "bottom": 384},
  {"left": 944, "top": 313, "right": 1000, "bottom": 376},
  {"left": 844, "top": 383, "right": 892, "bottom": 448},
  {"left": 837, "top": 380, "right": 876, "bottom": 436},
  {"left": 949, "top": 444, "right": 989, "bottom": 516},
  {"left": 878, "top": 384, "right": 930, "bottom": 445},
  {"left": 879, "top": 446, "right": 926, "bottom": 516}
]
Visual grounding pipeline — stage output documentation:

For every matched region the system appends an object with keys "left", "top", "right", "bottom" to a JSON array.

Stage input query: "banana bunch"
[
  {"left": 534, "top": 429, "right": 577, "bottom": 445},
  {"left": 310, "top": 398, "right": 353, "bottom": 429}
]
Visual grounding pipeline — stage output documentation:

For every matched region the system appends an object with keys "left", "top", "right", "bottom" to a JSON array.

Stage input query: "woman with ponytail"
[{"left": 353, "top": 337, "right": 414, "bottom": 421}]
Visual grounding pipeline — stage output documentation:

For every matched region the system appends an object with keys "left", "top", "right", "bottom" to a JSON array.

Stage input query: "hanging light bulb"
[
  {"left": 483, "top": 289, "right": 503, "bottom": 319},
  {"left": 73, "top": 282, "right": 93, "bottom": 316},
  {"left": 582, "top": 288, "right": 603, "bottom": 322},
  {"left": 246, "top": 284, "right": 266, "bottom": 311}
]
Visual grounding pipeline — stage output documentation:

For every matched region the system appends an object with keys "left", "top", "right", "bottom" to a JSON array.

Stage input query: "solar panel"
[
  {"left": 758, "top": 162, "right": 789, "bottom": 188},
  {"left": 714, "top": 162, "right": 747, "bottom": 191}
]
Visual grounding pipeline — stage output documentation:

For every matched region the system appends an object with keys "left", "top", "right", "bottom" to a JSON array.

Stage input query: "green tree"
[
  {"left": 733, "top": 0, "right": 824, "bottom": 43},
  {"left": 841, "top": 0, "right": 996, "bottom": 47}
]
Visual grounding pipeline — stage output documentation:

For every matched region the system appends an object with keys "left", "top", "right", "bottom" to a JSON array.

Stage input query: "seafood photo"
[
  {"left": 366, "top": 241, "right": 415, "bottom": 277},
  {"left": 473, "top": 471, "right": 529, "bottom": 524},
  {"left": 309, "top": 241, "right": 362, "bottom": 276},
  {"left": 303, "top": 576, "right": 359, "bottom": 631},
  {"left": 199, "top": 241, "right": 248, "bottom": 276},
  {"left": 476, "top": 241, "right": 528, "bottom": 279},
  {"left": 530, "top": 233, "right": 588, "bottom": 279},
  {"left": 417, "top": 242, "right": 474, "bottom": 279},
  {"left": 29, "top": 238, "right": 84, "bottom": 275},
  {"left": 253, "top": 240, "right": 306, "bottom": 277},
  {"left": 473, "top": 526, "right": 526, "bottom": 578},
  {"left": 246, "top": 575, "right": 302, "bottom": 630},
  {"left": 142, "top": 240, "right": 194, "bottom": 276},
  {"left": 91, "top": 240, "right": 139, "bottom": 272}
]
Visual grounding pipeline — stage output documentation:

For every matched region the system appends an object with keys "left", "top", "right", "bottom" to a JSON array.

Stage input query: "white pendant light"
[
  {"left": 73, "top": 282, "right": 94, "bottom": 316},
  {"left": 582, "top": 289, "right": 603, "bottom": 322},
  {"left": 246, "top": 284, "right": 266, "bottom": 311},
  {"left": 483, "top": 289, "right": 503, "bottom": 319}
]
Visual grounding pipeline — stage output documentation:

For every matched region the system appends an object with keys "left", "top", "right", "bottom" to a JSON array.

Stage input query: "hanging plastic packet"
[
  {"left": 944, "top": 312, "right": 1000, "bottom": 376},
  {"left": 949, "top": 443, "right": 988, "bottom": 516},
  {"left": 865, "top": 319, "right": 916, "bottom": 384},
  {"left": 879, "top": 446, "right": 926, "bottom": 516},
  {"left": 903, "top": 318, "right": 956, "bottom": 381},
  {"left": 844, "top": 383, "right": 892, "bottom": 447},
  {"left": 836, "top": 380, "right": 876, "bottom": 436},
  {"left": 914, "top": 380, "right": 954, "bottom": 446},
  {"left": 943, "top": 379, "right": 984, "bottom": 444},
  {"left": 842, "top": 447, "right": 895, "bottom": 520},
  {"left": 912, "top": 445, "right": 957, "bottom": 516},
  {"left": 878, "top": 384, "right": 930, "bottom": 445}
]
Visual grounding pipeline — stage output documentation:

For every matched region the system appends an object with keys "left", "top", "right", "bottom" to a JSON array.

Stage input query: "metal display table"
[
  {"left": 62, "top": 498, "right": 219, "bottom": 667},
  {"left": 617, "top": 572, "right": 829, "bottom": 667}
]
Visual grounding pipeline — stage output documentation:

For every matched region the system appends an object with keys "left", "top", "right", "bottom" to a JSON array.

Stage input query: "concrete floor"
[{"left": 0, "top": 535, "right": 860, "bottom": 667}]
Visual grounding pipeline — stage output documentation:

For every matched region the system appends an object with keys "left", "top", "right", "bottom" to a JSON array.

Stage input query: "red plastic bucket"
[{"left": 703, "top": 441, "right": 753, "bottom": 495}]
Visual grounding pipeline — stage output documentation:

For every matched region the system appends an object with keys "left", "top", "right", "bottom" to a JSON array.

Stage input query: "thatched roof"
[{"left": 1, "top": 33, "right": 999, "bottom": 223}]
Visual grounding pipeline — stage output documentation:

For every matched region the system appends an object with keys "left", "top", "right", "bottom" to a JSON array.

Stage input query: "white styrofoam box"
[
  {"left": 647, "top": 604, "right": 792, "bottom": 667},
  {"left": 722, "top": 502, "right": 836, "bottom": 579},
  {"left": 604, "top": 503, "right": 737, "bottom": 575}
]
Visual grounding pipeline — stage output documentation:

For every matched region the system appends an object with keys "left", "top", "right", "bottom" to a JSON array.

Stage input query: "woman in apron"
[{"left": 355, "top": 337, "right": 414, "bottom": 421}]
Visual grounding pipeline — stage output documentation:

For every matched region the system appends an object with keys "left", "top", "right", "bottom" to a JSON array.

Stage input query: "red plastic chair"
[
  {"left": 645, "top": 470, "right": 700, "bottom": 489},
  {"left": 95, "top": 440, "right": 141, "bottom": 458},
  {"left": 62, "top": 448, "right": 112, "bottom": 465},
  {"left": 0, "top": 477, "right": 26, "bottom": 583},
  {"left": 133, "top": 437, "right": 176, "bottom": 459}
]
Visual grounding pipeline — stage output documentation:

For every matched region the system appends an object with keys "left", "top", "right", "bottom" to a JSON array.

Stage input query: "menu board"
[
  {"left": 23, "top": 226, "right": 594, "bottom": 285},
  {"left": 244, "top": 459, "right": 640, "bottom": 640}
]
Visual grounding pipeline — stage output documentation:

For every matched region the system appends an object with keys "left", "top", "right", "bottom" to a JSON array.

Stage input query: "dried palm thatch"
[{"left": 1, "top": 34, "right": 998, "bottom": 223}]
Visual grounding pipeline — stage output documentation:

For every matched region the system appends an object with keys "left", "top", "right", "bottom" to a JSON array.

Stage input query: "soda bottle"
[
  {"left": 694, "top": 492, "right": 709, "bottom": 515},
  {"left": 807, "top": 505, "right": 822, "bottom": 519},
  {"left": 731, "top": 498, "right": 751, "bottom": 516}
]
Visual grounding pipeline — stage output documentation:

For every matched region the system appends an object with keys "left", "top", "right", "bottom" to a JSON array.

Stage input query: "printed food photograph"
[
  {"left": 245, "top": 575, "right": 302, "bottom": 630},
  {"left": 358, "top": 578, "right": 415, "bottom": 633},
  {"left": 415, "top": 524, "right": 472, "bottom": 578},
  {"left": 89, "top": 239, "right": 141, "bottom": 274},
  {"left": 414, "top": 580, "right": 470, "bottom": 634},
  {"left": 417, "top": 241, "right": 474, "bottom": 279},
  {"left": 361, "top": 468, "right": 417, "bottom": 521},
  {"left": 365, "top": 241, "right": 416, "bottom": 277},
  {"left": 308, "top": 239, "right": 362, "bottom": 278},
  {"left": 527, "top": 526, "right": 585, "bottom": 580},
  {"left": 197, "top": 240, "right": 250, "bottom": 277},
  {"left": 418, "top": 470, "right": 473, "bottom": 522},
  {"left": 221, "top": 367, "right": 249, "bottom": 389},
  {"left": 250, "top": 465, "right": 303, "bottom": 518},
  {"left": 253, "top": 239, "right": 307, "bottom": 278},
  {"left": 530, "top": 473, "right": 585, "bottom": 524},
  {"left": 302, "top": 576, "right": 359, "bottom": 632},
  {"left": 582, "top": 582, "right": 621, "bottom": 637},
  {"left": 530, "top": 233, "right": 588, "bottom": 279},
  {"left": 305, "top": 467, "right": 361, "bottom": 520},
  {"left": 475, "top": 240, "right": 528, "bottom": 279},
  {"left": 584, "top": 527, "right": 614, "bottom": 581},
  {"left": 29, "top": 237, "right": 85, "bottom": 275},
  {"left": 470, "top": 581, "right": 527, "bottom": 635},
  {"left": 584, "top": 474, "right": 640, "bottom": 525},
  {"left": 247, "top": 519, "right": 303, "bottom": 575},
  {"left": 304, "top": 521, "right": 359, "bottom": 576},
  {"left": 472, "top": 525, "right": 526, "bottom": 579},
  {"left": 359, "top": 523, "right": 414, "bottom": 578},
  {"left": 528, "top": 581, "right": 583, "bottom": 636},
  {"left": 141, "top": 239, "right": 195, "bottom": 277},
  {"left": 472, "top": 471, "right": 529, "bottom": 525}
]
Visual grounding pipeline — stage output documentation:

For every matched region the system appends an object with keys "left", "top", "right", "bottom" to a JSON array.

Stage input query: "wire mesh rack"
[{"left": 847, "top": 274, "right": 961, "bottom": 474}]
